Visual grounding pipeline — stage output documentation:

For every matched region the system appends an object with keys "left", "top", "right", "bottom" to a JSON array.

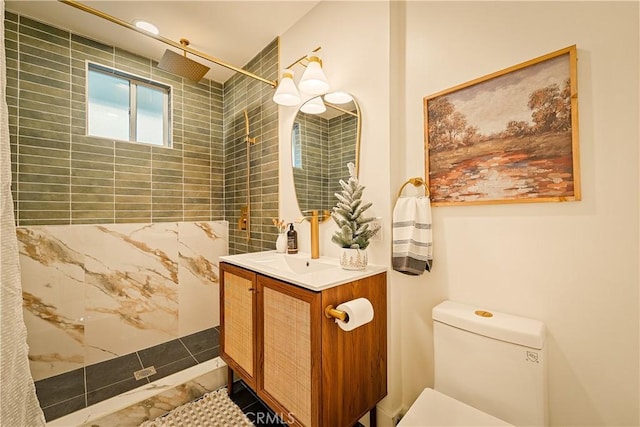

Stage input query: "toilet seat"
[{"left": 398, "top": 388, "right": 513, "bottom": 426}]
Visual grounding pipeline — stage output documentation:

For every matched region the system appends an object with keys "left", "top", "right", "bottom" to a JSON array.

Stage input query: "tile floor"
[{"left": 35, "top": 327, "right": 220, "bottom": 421}]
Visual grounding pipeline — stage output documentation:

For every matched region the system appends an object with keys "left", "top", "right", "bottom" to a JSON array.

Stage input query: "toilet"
[{"left": 399, "top": 300, "right": 547, "bottom": 426}]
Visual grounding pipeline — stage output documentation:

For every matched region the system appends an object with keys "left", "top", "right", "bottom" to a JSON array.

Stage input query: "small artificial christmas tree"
[{"left": 331, "top": 162, "right": 379, "bottom": 249}]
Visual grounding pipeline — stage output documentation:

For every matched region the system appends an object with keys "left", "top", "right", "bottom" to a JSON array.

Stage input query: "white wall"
[
  {"left": 400, "top": 2, "right": 639, "bottom": 426},
  {"left": 280, "top": 1, "right": 639, "bottom": 426}
]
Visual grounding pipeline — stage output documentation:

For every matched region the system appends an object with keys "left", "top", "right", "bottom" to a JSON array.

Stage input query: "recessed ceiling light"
[{"left": 133, "top": 20, "right": 159, "bottom": 35}]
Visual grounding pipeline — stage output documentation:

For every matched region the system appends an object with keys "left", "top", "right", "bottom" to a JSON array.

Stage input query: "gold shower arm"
[{"left": 58, "top": 0, "right": 278, "bottom": 88}]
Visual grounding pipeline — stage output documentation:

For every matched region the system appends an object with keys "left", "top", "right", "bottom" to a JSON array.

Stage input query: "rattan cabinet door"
[
  {"left": 257, "top": 275, "right": 321, "bottom": 427},
  {"left": 220, "top": 263, "right": 257, "bottom": 388}
]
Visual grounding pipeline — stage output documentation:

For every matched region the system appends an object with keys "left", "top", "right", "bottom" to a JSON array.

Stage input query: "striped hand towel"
[{"left": 392, "top": 196, "right": 433, "bottom": 275}]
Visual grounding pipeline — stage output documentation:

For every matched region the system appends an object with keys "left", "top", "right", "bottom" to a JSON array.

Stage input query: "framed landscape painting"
[{"left": 424, "top": 45, "right": 580, "bottom": 206}]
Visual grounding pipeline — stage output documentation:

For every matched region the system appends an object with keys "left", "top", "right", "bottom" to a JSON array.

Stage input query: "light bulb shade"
[
  {"left": 324, "top": 91, "right": 353, "bottom": 104},
  {"left": 272, "top": 70, "right": 300, "bottom": 106},
  {"left": 300, "top": 96, "right": 326, "bottom": 115},
  {"left": 298, "top": 56, "right": 329, "bottom": 95}
]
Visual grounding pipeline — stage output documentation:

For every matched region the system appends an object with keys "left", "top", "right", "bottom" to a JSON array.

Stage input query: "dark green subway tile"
[
  {"left": 115, "top": 194, "right": 151, "bottom": 204},
  {"left": 18, "top": 191, "right": 70, "bottom": 203},
  {"left": 70, "top": 159, "right": 113, "bottom": 172},
  {"left": 19, "top": 70, "right": 70, "bottom": 91},
  {"left": 114, "top": 165, "right": 150, "bottom": 177},
  {"left": 18, "top": 182, "right": 69, "bottom": 194},
  {"left": 71, "top": 211, "right": 115, "bottom": 222},
  {"left": 71, "top": 33, "right": 113, "bottom": 53},
  {"left": 71, "top": 143, "right": 114, "bottom": 158},
  {"left": 19, "top": 81, "right": 70, "bottom": 103},
  {"left": 65, "top": 185, "right": 112, "bottom": 196},
  {"left": 19, "top": 15, "right": 69, "bottom": 40},
  {"left": 71, "top": 177, "right": 115, "bottom": 189},
  {"left": 5, "top": 11, "right": 18, "bottom": 23},
  {"left": 71, "top": 202, "right": 115, "bottom": 212},
  {"left": 18, "top": 218, "right": 70, "bottom": 226},
  {"left": 151, "top": 210, "right": 181, "bottom": 219},
  {"left": 18, "top": 208, "right": 70, "bottom": 221},
  {"left": 18, "top": 164, "right": 70, "bottom": 178},
  {"left": 18, "top": 143, "right": 69, "bottom": 159},
  {"left": 114, "top": 181, "right": 151, "bottom": 193},
  {"left": 72, "top": 193, "right": 114, "bottom": 203},
  {"left": 71, "top": 150, "right": 114, "bottom": 165},
  {"left": 113, "top": 186, "right": 151, "bottom": 197},
  {"left": 114, "top": 211, "right": 150, "bottom": 223},
  {"left": 19, "top": 46, "right": 70, "bottom": 72},
  {"left": 19, "top": 101, "right": 70, "bottom": 121},
  {"left": 114, "top": 170, "right": 151, "bottom": 183},
  {"left": 18, "top": 171, "right": 69, "bottom": 185}
]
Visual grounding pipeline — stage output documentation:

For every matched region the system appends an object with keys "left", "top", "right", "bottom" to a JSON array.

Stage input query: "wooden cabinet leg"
[
  {"left": 370, "top": 407, "right": 377, "bottom": 427},
  {"left": 227, "top": 366, "right": 234, "bottom": 395}
]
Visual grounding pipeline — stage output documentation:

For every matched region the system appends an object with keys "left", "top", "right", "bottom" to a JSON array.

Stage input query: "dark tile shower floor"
[{"left": 35, "top": 327, "right": 221, "bottom": 421}]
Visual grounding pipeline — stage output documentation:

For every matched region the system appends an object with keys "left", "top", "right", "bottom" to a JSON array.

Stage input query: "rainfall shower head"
[{"left": 158, "top": 38, "right": 210, "bottom": 82}]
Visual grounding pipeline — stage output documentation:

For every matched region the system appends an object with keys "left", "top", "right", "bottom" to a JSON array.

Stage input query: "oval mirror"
[{"left": 291, "top": 93, "right": 361, "bottom": 218}]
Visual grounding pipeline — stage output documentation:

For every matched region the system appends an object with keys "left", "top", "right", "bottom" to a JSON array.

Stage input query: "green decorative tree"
[{"left": 331, "top": 162, "right": 379, "bottom": 249}]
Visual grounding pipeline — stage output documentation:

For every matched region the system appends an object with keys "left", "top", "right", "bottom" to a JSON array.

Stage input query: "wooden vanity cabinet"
[{"left": 220, "top": 261, "right": 387, "bottom": 427}]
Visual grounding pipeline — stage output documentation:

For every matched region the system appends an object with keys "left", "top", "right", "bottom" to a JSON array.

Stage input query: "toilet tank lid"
[{"left": 432, "top": 301, "right": 546, "bottom": 349}]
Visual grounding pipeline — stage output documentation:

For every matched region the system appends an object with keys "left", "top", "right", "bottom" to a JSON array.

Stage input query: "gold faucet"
[
  {"left": 297, "top": 209, "right": 330, "bottom": 259},
  {"left": 310, "top": 210, "right": 319, "bottom": 259}
]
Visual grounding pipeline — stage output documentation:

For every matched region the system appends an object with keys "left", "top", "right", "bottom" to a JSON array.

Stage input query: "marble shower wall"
[{"left": 17, "top": 221, "right": 228, "bottom": 382}]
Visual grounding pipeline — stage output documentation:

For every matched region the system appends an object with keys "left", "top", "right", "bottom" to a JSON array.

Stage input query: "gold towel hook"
[{"left": 397, "top": 177, "right": 430, "bottom": 199}]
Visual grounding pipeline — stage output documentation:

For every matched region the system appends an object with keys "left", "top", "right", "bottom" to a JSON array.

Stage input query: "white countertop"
[{"left": 219, "top": 251, "right": 386, "bottom": 291}]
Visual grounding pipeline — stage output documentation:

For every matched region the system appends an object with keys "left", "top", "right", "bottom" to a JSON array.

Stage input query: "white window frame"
[{"left": 86, "top": 61, "right": 172, "bottom": 147}]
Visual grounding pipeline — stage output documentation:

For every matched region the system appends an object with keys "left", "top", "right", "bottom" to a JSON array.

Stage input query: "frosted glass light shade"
[
  {"left": 300, "top": 97, "right": 326, "bottom": 115},
  {"left": 324, "top": 91, "right": 353, "bottom": 104},
  {"left": 273, "top": 70, "right": 300, "bottom": 106},
  {"left": 298, "top": 56, "right": 329, "bottom": 95}
]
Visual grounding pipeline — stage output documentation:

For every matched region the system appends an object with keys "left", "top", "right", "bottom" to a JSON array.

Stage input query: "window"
[
  {"left": 87, "top": 63, "right": 171, "bottom": 147},
  {"left": 292, "top": 122, "right": 302, "bottom": 168}
]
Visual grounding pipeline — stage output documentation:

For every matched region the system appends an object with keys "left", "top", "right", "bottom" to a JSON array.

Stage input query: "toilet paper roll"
[{"left": 335, "top": 297, "right": 374, "bottom": 331}]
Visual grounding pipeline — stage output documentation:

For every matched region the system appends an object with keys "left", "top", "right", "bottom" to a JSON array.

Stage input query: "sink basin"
[
  {"left": 248, "top": 253, "right": 335, "bottom": 274},
  {"left": 219, "top": 251, "right": 386, "bottom": 291}
]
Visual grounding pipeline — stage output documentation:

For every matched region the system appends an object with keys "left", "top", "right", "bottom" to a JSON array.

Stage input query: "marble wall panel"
[
  {"left": 17, "top": 221, "right": 228, "bottom": 381},
  {"left": 178, "top": 222, "right": 228, "bottom": 336},
  {"left": 82, "top": 223, "right": 179, "bottom": 365},
  {"left": 17, "top": 226, "right": 86, "bottom": 380}
]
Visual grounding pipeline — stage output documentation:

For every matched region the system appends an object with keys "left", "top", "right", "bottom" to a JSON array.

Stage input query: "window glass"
[
  {"left": 136, "top": 84, "right": 165, "bottom": 145},
  {"left": 87, "top": 70, "right": 129, "bottom": 141},
  {"left": 87, "top": 63, "right": 171, "bottom": 147}
]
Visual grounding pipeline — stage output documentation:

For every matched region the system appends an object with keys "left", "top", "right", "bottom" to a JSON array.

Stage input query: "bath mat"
[{"left": 139, "top": 387, "right": 254, "bottom": 427}]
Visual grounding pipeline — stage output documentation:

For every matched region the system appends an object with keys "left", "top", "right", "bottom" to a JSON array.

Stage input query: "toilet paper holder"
[{"left": 325, "top": 305, "right": 349, "bottom": 322}]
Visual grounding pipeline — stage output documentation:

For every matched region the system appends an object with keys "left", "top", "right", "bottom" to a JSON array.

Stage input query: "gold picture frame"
[{"left": 424, "top": 45, "right": 580, "bottom": 206}]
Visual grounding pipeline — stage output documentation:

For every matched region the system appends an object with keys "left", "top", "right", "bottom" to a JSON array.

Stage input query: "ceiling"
[{"left": 5, "top": 1, "right": 320, "bottom": 83}]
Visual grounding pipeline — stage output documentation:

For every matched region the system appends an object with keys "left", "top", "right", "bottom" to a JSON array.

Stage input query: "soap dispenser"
[{"left": 287, "top": 223, "right": 298, "bottom": 254}]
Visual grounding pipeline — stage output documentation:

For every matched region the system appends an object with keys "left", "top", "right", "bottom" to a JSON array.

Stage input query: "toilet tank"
[{"left": 433, "top": 301, "right": 547, "bottom": 426}]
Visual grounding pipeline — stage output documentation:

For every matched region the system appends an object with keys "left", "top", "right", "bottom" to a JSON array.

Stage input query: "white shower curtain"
[{"left": 0, "top": 1, "right": 46, "bottom": 425}]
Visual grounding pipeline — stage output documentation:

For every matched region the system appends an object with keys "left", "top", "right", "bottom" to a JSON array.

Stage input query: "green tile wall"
[
  {"left": 6, "top": 12, "right": 225, "bottom": 225},
  {"left": 224, "top": 39, "right": 279, "bottom": 254}
]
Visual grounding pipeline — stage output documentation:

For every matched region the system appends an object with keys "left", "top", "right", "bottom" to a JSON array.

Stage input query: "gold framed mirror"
[{"left": 291, "top": 94, "right": 361, "bottom": 219}]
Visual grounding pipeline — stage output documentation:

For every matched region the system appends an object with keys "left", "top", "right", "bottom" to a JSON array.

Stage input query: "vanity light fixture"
[
  {"left": 272, "top": 69, "right": 300, "bottom": 106},
  {"left": 273, "top": 48, "right": 330, "bottom": 107},
  {"left": 300, "top": 96, "right": 327, "bottom": 115},
  {"left": 324, "top": 91, "right": 353, "bottom": 104},
  {"left": 298, "top": 54, "right": 329, "bottom": 95}
]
